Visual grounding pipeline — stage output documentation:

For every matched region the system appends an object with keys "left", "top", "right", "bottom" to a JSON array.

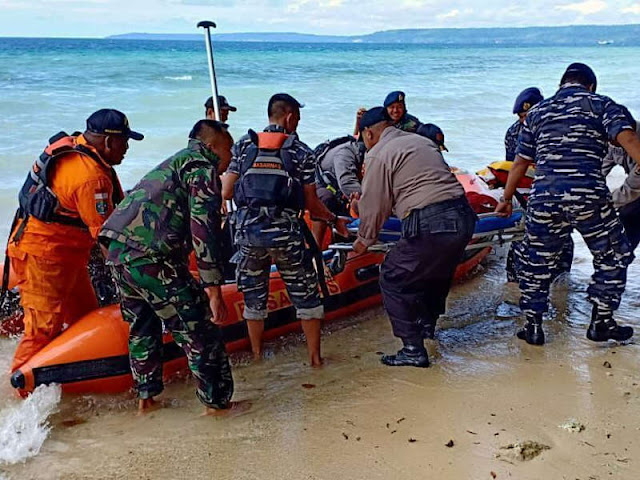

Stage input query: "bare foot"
[
  {"left": 310, "top": 355, "right": 324, "bottom": 368},
  {"left": 137, "top": 398, "right": 162, "bottom": 415},
  {"left": 202, "top": 400, "right": 252, "bottom": 418},
  {"left": 252, "top": 351, "right": 263, "bottom": 363}
]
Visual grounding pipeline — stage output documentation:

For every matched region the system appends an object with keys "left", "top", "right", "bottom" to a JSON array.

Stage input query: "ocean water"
[
  {"left": 0, "top": 38, "right": 640, "bottom": 467},
  {"left": 1, "top": 38, "right": 639, "bottom": 244}
]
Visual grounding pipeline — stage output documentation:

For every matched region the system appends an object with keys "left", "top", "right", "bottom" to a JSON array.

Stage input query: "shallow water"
[{"left": 0, "top": 38, "right": 639, "bottom": 475}]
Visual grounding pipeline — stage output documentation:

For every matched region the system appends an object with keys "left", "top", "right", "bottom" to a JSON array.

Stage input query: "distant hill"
[{"left": 108, "top": 24, "right": 640, "bottom": 46}]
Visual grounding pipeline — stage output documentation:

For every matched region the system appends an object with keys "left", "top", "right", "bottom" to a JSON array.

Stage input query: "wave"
[
  {"left": 164, "top": 75, "right": 192, "bottom": 81},
  {"left": 0, "top": 384, "right": 61, "bottom": 465}
]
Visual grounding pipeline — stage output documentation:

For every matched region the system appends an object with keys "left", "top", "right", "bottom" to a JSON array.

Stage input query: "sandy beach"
[{"left": 2, "top": 253, "right": 638, "bottom": 480}]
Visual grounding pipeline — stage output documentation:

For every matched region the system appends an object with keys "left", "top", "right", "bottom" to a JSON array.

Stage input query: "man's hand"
[
  {"left": 205, "top": 286, "right": 227, "bottom": 325},
  {"left": 495, "top": 200, "right": 513, "bottom": 218},
  {"left": 334, "top": 217, "right": 349, "bottom": 237},
  {"left": 353, "top": 238, "right": 368, "bottom": 254},
  {"left": 349, "top": 193, "right": 360, "bottom": 217}
]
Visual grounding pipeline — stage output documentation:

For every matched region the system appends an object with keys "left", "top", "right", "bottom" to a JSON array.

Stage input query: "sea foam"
[
  {"left": 0, "top": 384, "right": 61, "bottom": 465},
  {"left": 164, "top": 75, "right": 192, "bottom": 81}
]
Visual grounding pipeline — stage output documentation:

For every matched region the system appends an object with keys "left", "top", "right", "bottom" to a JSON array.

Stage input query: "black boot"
[
  {"left": 587, "top": 307, "right": 633, "bottom": 342},
  {"left": 381, "top": 343, "right": 429, "bottom": 368},
  {"left": 516, "top": 317, "right": 545, "bottom": 346}
]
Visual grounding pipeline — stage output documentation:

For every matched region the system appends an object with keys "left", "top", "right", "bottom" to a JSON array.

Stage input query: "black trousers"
[
  {"left": 379, "top": 197, "right": 477, "bottom": 343},
  {"left": 620, "top": 197, "right": 640, "bottom": 252}
]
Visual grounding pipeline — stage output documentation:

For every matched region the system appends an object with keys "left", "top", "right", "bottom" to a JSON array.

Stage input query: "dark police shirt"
[
  {"left": 228, "top": 124, "right": 316, "bottom": 247},
  {"left": 516, "top": 84, "right": 633, "bottom": 204},
  {"left": 504, "top": 120, "right": 523, "bottom": 162}
]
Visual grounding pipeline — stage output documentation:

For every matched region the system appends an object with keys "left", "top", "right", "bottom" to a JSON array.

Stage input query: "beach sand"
[{"left": 2, "top": 259, "right": 639, "bottom": 480}]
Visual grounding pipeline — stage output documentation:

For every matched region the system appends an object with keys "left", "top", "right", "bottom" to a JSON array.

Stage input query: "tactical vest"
[
  {"left": 17, "top": 131, "right": 107, "bottom": 229},
  {"left": 234, "top": 130, "right": 304, "bottom": 212}
]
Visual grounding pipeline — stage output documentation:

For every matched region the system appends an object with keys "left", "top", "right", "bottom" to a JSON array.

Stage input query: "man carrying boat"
[
  {"left": 99, "top": 120, "right": 237, "bottom": 415},
  {"left": 353, "top": 107, "right": 476, "bottom": 367},
  {"left": 222, "top": 93, "right": 348, "bottom": 366},
  {"left": 384, "top": 91, "right": 422, "bottom": 133},
  {"left": 205, "top": 95, "right": 237, "bottom": 123},
  {"left": 312, "top": 135, "right": 366, "bottom": 245},
  {"left": 496, "top": 63, "right": 640, "bottom": 346},
  {"left": 7, "top": 109, "right": 141, "bottom": 371}
]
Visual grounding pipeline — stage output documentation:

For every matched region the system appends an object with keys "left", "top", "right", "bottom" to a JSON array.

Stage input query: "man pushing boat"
[
  {"left": 99, "top": 120, "right": 241, "bottom": 415},
  {"left": 352, "top": 107, "right": 477, "bottom": 367}
]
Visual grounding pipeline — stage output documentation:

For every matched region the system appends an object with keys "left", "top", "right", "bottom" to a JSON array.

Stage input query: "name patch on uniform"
[{"left": 95, "top": 192, "right": 109, "bottom": 215}]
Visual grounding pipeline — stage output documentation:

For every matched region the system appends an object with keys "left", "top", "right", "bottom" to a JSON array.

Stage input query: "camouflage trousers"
[
  {"left": 110, "top": 257, "right": 233, "bottom": 408},
  {"left": 235, "top": 241, "right": 324, "bottom": 321},
  {"left": 519, "top": 200, "right": 633, "bottom": 320}
]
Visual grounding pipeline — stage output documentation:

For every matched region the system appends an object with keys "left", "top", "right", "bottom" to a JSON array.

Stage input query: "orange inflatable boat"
[{"left": 7, "top": 171, "right": 505, "bottom": 396}]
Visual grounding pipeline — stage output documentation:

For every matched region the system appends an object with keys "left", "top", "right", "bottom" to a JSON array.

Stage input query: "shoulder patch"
[{"left": 95, "top": 192, "right": 109, "bottom": 215}]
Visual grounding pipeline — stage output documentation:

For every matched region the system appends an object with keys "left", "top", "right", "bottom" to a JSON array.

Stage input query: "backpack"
[
  {"left": 234, "top": 129, "right": 305, "bottom": 212},
  {"left": 17, "top": 131, "right": 102, "bottom": 229},
  {"left": 313, "top": 135, "right": 357, "bottom": 193}
]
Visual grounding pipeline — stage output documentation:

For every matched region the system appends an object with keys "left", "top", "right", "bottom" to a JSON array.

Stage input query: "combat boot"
[
  {"left": 587, "top": 307, "right": 633, "bottom": 342},
  {"left": 381, "top": 344, "right": 429, "bottom": 368},
  {"left": 516, "top": 316, "right": 545, "bottom": 346}
]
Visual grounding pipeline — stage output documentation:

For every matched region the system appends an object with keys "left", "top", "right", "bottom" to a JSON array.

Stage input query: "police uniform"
[
  {"left": 99, "top": 138, "right": 233, "bottom": 408},
  {"left": 504, "top": 121, "right": 523, "bottom": 162},
  {"left": 516, "top": 82, "right": 634, "bottom": 335},
  {"left": 315, "top": 138, "right": 365, "bottom": 214},
  {"left": 603, "top": 123, "right": 640, "bottom": 250},
  {"left": 229, "top": 124, "right": 323, "bottom": 322},
  {"left": 357, "top": 108, "right": 476, "bottom": 367}
]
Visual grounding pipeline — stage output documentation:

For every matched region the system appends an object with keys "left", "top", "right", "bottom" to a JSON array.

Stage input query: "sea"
[{"left": 0, "top": 37, "right": 639, "bottom": 468}]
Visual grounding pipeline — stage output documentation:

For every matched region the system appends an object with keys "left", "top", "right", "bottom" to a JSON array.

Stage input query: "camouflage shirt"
[
  {"left": 228, "top": 124, "right": 316, "bottom": 248},
  {"left": 395, "top": 113, "right": 422, "bottom": 133},
  {"left": 516, "top": 84, "right": 633, "bottom": 204},
  {"left": 504, "top": 120, "right": 522, "bottom": 162},
  {"left": 99, "top": 139, "right": 225, "bottom": 287}
]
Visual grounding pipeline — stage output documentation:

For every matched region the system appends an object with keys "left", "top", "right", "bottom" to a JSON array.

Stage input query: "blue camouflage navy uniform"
[
  {"left": 516, "top": 83, "right": 635, "bottom": 321},
  {"left": 504, "top": 120, "right": 523, "bottom": 162},
  {"left": 229, "top": 125, "right": 324, "bottom": 321}
]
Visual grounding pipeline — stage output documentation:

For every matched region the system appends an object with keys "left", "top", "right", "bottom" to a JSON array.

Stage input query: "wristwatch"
[
  {"left": 327, "top": 213, "right": 338, "bottom": 226},
  {"left": 499, "top": 195, "right": 512, "bottom": 204}
]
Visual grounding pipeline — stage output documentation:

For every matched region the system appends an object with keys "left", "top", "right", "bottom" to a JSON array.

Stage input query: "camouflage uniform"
[
  {"left": 516, "top": 84, "right": 635, "bottom": 321},
  {"left": 230, "top": 125, "right": 323, "bottom": 321},
  {"left": 395, "top": 113, "right": 422, "bottom": 133},
  {"left": 504, "top": 120, "right": 522, "bottom": 162},
  {"left": 99, "top": 139, "right": 233, "bottom": 407}
]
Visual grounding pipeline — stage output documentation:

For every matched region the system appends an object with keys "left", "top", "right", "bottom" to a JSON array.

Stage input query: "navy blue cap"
[
  {"left": 513, "top": 87, "right": 543, "bottom": 114},
  {"left": 86, "top": 109, "right": 143, "bottom": 141},
  {"left": 204, "top": 95, "right": 237, "bottom": 111},
  {"left": 417, "top": 123, "right": 448, "bottom": 151},
  {"left": 359, "top": 107, "right": 391, "bottom": 132},
  {"left": 383, "top": 91, "right": 406, "bottom": 108},
  {"left": 561, "top": 62, "right": 598, "bottom": 91}
]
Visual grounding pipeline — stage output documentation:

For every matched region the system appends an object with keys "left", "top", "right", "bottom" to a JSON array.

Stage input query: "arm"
[
  {"left": 354, "top": 155, "right": 393, "bottom": 252},
  {"left": 72, "top": 177, "right": 116, "bottom": 239},
  {"left": 617, "top": 130, "right": 640, "bottom": 168},
  {"left": 334, "top": 146, "right": 362, "bottom": 197},
  {"left": 504, "top": 127, "right": 516, "bottom": 162},
  {"left": 186, "top": 163, "right": 227, "bottom": 323},
  {"left": 221, "top": 172, "right": 238, "bottom": 200}
]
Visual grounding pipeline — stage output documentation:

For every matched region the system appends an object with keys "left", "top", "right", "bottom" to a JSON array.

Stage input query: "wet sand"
[{"left": 2, "top": 250, "right": 640, "bottom": 480}]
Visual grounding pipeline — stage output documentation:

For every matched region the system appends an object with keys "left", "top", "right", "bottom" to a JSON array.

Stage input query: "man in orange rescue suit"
[{"left": 8, "top": 109, "right": 142, "bottom": 371}]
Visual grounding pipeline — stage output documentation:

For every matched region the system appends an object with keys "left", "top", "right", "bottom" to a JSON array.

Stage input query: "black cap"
[
  {"left": 384, "top": 91, "right": 406, "bottom": 108},
  {"left": 417, "top": 123, "right": 448, "bottom": 152},
  {"left": 359, "top": 106, "right": 391, "bottom": 132},
  {"left": 86, "top": 109, "right": 144, "bottom": 141},
  {"left": 561, "top": 62, "right": 598, "bottom": 92},
  {"left": 512, "top": 87, "right": 543, "bottom": 114},
  {"left": 204, "top": 95, "right": 237, "bottom": 112}
]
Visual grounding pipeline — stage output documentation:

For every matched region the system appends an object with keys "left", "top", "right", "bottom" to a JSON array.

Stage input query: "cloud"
[
  {"left": 622, "top": 3, "right": 640, "bottom": 13},
  {"left": 555, "top": 0, "right": 608, "bottom": 15},
  {"left": 438, "top": 8, "right": 460, "bottom": 19}
]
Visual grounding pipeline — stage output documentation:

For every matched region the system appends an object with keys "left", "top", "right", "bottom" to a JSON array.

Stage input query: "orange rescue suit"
[{"left": 9, "top": 135, "right": 123, "bottom": 370}]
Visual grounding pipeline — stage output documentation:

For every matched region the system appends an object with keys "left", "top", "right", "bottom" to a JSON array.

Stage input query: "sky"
[{"left": 1, "top": 0, "right": 640, "bottom": 37}]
